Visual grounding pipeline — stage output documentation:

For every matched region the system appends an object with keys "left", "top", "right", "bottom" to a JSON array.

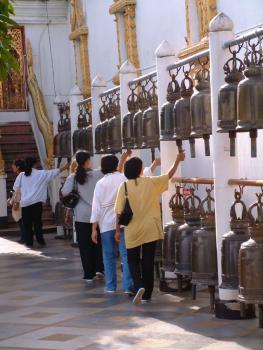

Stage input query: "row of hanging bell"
[
  {"left": 122, "top": 83, "right": 160, "bottom": 150},
  {"left": 160, "top": 63, "right": 212, "bottom": 158},
  {"left": 54, "top": 109, "right": 71, "bottom": 167},
  {"left": 95, "top": 96, "right": 122, "bottom": 154},
  {"left": 218, "top": 42, "right": 263, "bottom": 157},
  {"left": 73, "top": 110, "right": 93, "bottom": 155},
  {"left": 238, "top": 193, "right": 263, "bottom": 328}
]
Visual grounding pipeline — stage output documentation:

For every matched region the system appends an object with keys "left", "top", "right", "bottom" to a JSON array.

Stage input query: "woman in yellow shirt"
[{"left": 115, "top": 152, "right": 185, "bottom": 304}]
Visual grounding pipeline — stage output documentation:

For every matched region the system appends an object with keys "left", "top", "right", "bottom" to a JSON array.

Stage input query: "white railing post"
[
  {"left": 209, "top": 13, "right": 240, "bottom": 303},
  {"left": 119, "top": 60, "right": 140, "bottom": 157},
  {"left": 91, "top": 76, "right": 107, "bottom": 168},
  {"left": 155, "top": 40, "right": 180, "bottom": 226}
]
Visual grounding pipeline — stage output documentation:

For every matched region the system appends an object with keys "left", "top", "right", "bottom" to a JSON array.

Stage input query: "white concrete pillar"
[
  {"left": 91, "top": 76, "right": 107, "bottom": 168},
  {"left": 155, "top": 40, "right": 181, "bottom": 226},
  {"left": 119, "top": 60, "right": 140, "bottom": 158},
  {"left": 209, "top": 13, "right": 239, "bottom": 301},
  {"left": 69, "top": 84, "right": 83, "bottom": 156},
  {"left": 0, "top": 174, "right": 7, "bottom": 229}
]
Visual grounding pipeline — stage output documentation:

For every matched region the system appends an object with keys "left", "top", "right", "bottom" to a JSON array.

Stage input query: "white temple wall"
[
  {"left": 218, "top": 0, "right": 263, "bottom": 32},
  {"left": 85, "top": 0, "right": 119, "bottom": 84}
]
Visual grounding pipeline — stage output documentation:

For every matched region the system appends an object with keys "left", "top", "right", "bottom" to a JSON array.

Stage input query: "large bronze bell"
[
  {"left": 160, "top": 75, "right": 180, "bottom": 141},
  {"left": 221, "top": 191, "right": 249, "bottom": 291},
  {"left": 108, "top": 97, "right": 121, "bottom": 154},
  {"left": 237, "top": 49, "right": 263, "bottom": 157},
  {"left": 218, "top": 50, "right": 244, "bottom": 157},
  {"left": 238, "top": 193, "right": 263, "bottom": 328},
  {"left": 100, "top": 119, "right": 109, "bottom": 154},
  {"left": 174, "top": 72, "right": 193, "bottom": 152},
  {"left": 190, "top": 65, "right": 212, "bottom": 157},
  {"left": 191, "top": 188, "right": 217, "bottom": 310},
  {"left": 122, "top": 89, "right": 137, "bottom": 149},
  {"left": 141, "top": 86, "right": 160, "bottom": 149},
  {"left": 133, "top": 87, "right": 148, "bottom": 149},
  {"left": 95, "top": 122, "right": 102, "bottom": 154},
  {"left": 175, "top": 188, "right": 202, "bottom": 291},
  {"left": 160, "top": 186, "right": 185, "bottom": 292}
]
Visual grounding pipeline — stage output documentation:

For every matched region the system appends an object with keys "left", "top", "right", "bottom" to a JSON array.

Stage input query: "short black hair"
[
  {"left": 124, "top": 157, "right": 143, "bottom": 179},
  {"left": 101, "top": 155, "right": 119, "bottom": 174}
]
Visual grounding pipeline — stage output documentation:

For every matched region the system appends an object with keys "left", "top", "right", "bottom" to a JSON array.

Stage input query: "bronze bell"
[
  {"left": 191, "top": 188, "right": 217, "bottom": 310},
  {"left": 122, "top": 90, "right": 137, "bottom": 149},
  {"left": 237, "top": 49, "right": 263, "bottom": 157},
  {"left": 217, "top": 50, "right": 244, "bottom": 156},
  {"left": 175, "top": 188, "right": 202, "bottom": 291},
  {"left": 95, "top": 122, "right": 102, "bottom": 154},
  {"left": 221, "top": 191, "right": 249, "bottom": 291},
  {"left": 73, "top": 129, "right": 81, "bottom": 154},
  {"left": 160, "top": 75, "right": 180, "bottom": 141},
  {"left": 160, "top": 186, "right": 185, "bottom": 293},
  {"left": 163, "top": 186, "right": 185, "bottom": 272},
  {"left": 54, "top": 134, "right": 60, "bottom": 158},
  {"left": 238, "top": 193, "right": 263, "bottom": 328},
  {"left": 100, "top": 119, "right": 109, "bottom": 154},
  {"left": 108, "top": 98, "right": 122, "bottom": 154},
  {"left": 79, "top": 126, "right": 93, "bottom": 155},
  {"left": 174, "top": 72, "right": 194, "bottom": 152},
  {"left": 190, "top": 66, "right": 212, "bottom": 157},
  {"left": 133, "top": 87, "right": 148, "bottom": 149},
  {"left": 141, "top": 87, "right": 160, "bottom": 149}
]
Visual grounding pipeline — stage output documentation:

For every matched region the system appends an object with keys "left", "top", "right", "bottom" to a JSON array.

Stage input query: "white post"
[
  {"left": 0, "top": 174, "right": 7, "bottom": 229},
  {"left": 52, "top": 96, "right": 66, "bottom": 238},
  {"left": 209, "top": 13, "right": 239, "bottom": 301},
  {"left": 155, "top": 40, "right": 181, "bottom": 226},
  {"left": 119, "top": 60, "right": 140, "bottom": 157},
  {"left": 69, "top": 84, "right": 83, "bottom": 155},
  {"left": 91, "top": 76, "right": 107, "bottom": 168}
]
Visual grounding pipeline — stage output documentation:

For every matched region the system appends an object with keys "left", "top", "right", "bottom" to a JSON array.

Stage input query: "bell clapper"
[
  {"left": 229, "top": 130, "right": 237, "bottom": 157},
  {"left": 189, "top": 138, "right": 196, "bottom": 158},
  {"left": 203, "top": 134, "right": 210, "bottom": 156},
  {"left": 249, "top": 129, "right": 257, "bottom": 158}
]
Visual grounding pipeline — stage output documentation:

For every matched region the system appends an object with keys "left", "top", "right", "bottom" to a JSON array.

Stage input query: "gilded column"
[{"left": 124, "top": 4, "right": 140, "bottom": 70}]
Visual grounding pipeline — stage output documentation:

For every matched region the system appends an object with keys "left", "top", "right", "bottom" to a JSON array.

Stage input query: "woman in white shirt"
[{"left": 13, "top": 157, "right": 68, "bottom": 248}]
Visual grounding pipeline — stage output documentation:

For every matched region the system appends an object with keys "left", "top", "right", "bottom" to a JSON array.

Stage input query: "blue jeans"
[{"left": 101, "top": 228, "right": 133, "bottom": 291}]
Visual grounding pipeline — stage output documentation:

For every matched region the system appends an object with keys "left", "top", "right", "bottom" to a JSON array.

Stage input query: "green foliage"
[{"left": 0, "top": 0, "right": 19, "bottom": 81}]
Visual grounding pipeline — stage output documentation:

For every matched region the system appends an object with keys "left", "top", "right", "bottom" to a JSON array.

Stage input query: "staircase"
[{"left": 0, "top": 122, "right": 55, "bottom": 235}]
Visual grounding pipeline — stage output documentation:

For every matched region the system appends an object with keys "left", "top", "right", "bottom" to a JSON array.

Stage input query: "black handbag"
[
  {"left": 118, "top": 182, "right": 133, "bottom": 226},
  {"left": 62, "top": 176, "right": 80, "bottom": 209}
]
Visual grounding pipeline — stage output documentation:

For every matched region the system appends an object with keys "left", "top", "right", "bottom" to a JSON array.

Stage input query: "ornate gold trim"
[
  {"left": 109, "top": 0, "right": 136, "bottom": 14},
  {"left": 26, "top": 40, "right": 54, "bottom": 169},
  {"left": 180, "top": 0, "right": 217, "bottom": 58},
  {"left": 69, "top": 0, "right": 91, "bottom": 98}
]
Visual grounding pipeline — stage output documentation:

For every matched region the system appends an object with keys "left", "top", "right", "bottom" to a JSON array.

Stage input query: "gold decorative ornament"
[
  {"left": 179, "top": 0, "right": 217, "bottom": 59},
  {"left": 69, "top": 0, "right": 91, "bottom": 98},
  {"left": 0, "top": 27, "right": 27, "bottom": 111},
  {"left": 26, "top": 39, "right": 54, "bottom": 169},
  {"left": 110, "top": 0, "right": 140, "bottom": 84}
]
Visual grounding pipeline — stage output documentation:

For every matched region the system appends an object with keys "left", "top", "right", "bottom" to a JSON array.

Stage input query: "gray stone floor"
[{"left": 0, "top": 235, "right": 262, "bottom": 350}]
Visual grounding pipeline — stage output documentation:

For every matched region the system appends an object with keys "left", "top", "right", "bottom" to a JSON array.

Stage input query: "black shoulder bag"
[
  {"left": 62, "top": 176, "right": 80, "bottom": 209},
  {"left": 118, "top": 182, "right": 133, "bottom": 226}
]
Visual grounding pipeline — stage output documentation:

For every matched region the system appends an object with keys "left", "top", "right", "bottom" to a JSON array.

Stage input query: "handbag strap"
[{"left": 124, "top": 181, "right": 128, "bottom": 198}]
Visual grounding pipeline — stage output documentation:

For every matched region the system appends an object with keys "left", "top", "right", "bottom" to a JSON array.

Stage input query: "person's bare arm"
[
  {"left": 167, "top": 152, "right": 185, "bottom": 179},
  {"left": 115, "top": 215, "right": 121, "bottom": 242},
  {"left": 150, "top": 158, "right": 161, "bottom": 174},
  {"left": 117, "top": 150, "right": 132, "bottom": 172},
  {"left": 92, "top": 222, "right": 98, "bottom": 244}
]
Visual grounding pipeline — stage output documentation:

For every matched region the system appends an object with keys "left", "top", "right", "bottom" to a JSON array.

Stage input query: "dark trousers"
[
  {"left": 22, "top": 202, "right": 45, "bottom": 247},
  {"left": 75, "top": 222, "right": 104, "bottom": 279},
  {"left": 18, "top": 219, "right": 26, "bottom": 242},
  {"left": 127, "top": 240, "right": 156, "bottom": 300}
]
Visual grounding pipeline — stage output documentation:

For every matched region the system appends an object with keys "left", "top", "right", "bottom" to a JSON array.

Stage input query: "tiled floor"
[{"left": 0, "top": 235, "right": 261, "bottom": 350}]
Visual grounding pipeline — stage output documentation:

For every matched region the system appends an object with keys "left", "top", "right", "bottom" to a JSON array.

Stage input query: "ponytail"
[
  {"left": 24, "top": 157, "right": 37, "bottom": 177},
  {"left": 75, "top": 151, "right": 91, "bottom": 185}
]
